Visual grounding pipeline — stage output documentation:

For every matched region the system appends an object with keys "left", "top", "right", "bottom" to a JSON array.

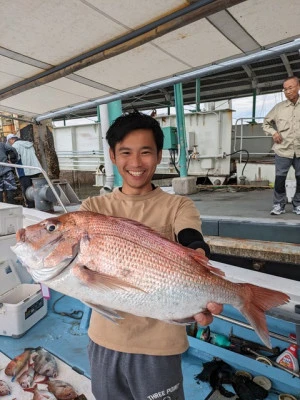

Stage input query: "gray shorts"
[{"left": 88, "top": 339, "right": 185, "bottom": 400}]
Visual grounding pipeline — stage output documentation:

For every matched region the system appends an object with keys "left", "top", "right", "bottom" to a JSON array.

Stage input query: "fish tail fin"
[{"left": 239, "top": 283, "right": 290, "bottom": 348}]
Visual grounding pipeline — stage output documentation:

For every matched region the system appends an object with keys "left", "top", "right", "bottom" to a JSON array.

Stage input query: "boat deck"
[{"left": 1, "top": 289, "right": 299, "bottom": 399}]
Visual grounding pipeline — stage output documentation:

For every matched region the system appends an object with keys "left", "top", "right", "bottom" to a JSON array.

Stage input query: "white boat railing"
[{"left": 233, "top": 117, "right": 273, "bottom": 163}]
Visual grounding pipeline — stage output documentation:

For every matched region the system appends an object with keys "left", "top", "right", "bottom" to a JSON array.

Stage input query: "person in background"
[
  {"left": 0, "top": 139, "right": 18, "bottom": 204},
  {"left": 263, "top": 76, "right": 300, "bottom": 215},
  {"left": 7, "top": 133, "right": 42, "bottom": 208},
  {"left": 80, "top": 111, "right": 223, "bottom": 400}
]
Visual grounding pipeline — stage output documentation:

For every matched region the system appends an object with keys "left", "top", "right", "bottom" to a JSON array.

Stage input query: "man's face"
[
  {"left": 109, "top": 128, "right": 162, "bottom": 195},
  {"left": 283, "top": 78, "right": 300, "bottom": 103}
]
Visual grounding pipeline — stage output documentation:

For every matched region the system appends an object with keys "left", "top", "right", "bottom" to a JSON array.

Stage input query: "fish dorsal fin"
[{"left": 189, "top": 250, "right": 225, "bottom": 277}]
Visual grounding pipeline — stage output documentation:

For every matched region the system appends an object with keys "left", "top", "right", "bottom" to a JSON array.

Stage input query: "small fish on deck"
[
  {"left": 32, "top": 348, "right": 58, "bottom": 378},
  {"left": 17, "top": 362, "right": 35, "bottom": 388},
  {"left": 47, "top": 379, "right": 78, "bottom": 399},
  {"left": 0, "top": 379, "right": 10, "bottom": 396},
  {"left": 4, "top": 348, "right": 33, "bottom": 381},
  {"left": 12, "top": 211, "right": 290, "bottom": 348}
]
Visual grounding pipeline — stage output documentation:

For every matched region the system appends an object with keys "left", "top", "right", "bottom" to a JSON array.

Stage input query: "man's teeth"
[{"left": 129, "top": 171, "right": 143, "bottom": 176}]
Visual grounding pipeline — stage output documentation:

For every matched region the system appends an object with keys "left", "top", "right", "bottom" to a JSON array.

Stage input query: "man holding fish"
[
  {"left": 13, "top": 112, "right": 288, "bottom": 399},
  {"left": 80, "top": 111, "right": 222, "bottom": 400}
]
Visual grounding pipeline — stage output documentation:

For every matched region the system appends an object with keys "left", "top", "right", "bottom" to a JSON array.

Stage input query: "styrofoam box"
[
  {"left": 0, "top": 259, "right": 47, "bottom": 338},
  {"left": 0, "top": 202, "right": 23, "bottom": 236}
]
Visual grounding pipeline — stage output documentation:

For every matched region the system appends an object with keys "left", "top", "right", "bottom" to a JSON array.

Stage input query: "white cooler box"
[
  {"left": 0, "top": 259, "right": 47, "bottom": 338},
  {"left": 0, "top": 202, "right": 23, "bottom": 236}
]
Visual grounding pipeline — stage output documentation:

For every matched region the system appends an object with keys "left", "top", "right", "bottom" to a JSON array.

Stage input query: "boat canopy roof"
[{"left": 0, "top": 0, "right": 299, "bottom": 121}]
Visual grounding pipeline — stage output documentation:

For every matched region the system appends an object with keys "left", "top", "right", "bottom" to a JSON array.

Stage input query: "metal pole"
[
  {"left": 196, "top": 78, "right": 201, "bottom": 112},
  {"left": 107, "top": 100, "right": 123, "bottom": 187},
  {"left": 99, "top": 105, "right": 115, "bottom": 190},
  {"left": 97, "top": 105, "right": 101, "bottom": 123},
  {"left": 174, "top": 83, "right": 188, "bottom": 177},
  {"left": 252, "top": 88, "right": 257, "bottom": 123}
]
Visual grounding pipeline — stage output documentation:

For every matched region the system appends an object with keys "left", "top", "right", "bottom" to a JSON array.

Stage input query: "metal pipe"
[
  {"left": 196, "top": 153, "right": 225, "bottom": 159},
  {"left": 0, "top": 161, "right": 67, "bottom": 213},
  {"left": 251, "top": 88, "right": 257, "bottom": 123},
  {"left": 196, "top": 79, "right": 201, "bottom": 112},
  {"left": 36, "top": 40, "right": 300, "bottom": 122},
  {"left": 214, "top": 314, "right": 297, "bottom": 345}
]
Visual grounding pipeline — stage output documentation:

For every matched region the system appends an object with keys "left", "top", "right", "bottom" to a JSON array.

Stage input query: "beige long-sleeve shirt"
[
  {"left": 262, "top": 97, "right": 300, "bottom": 158},
  {"left": 80, "top": 187, "right": 202, "bottom": 355}
]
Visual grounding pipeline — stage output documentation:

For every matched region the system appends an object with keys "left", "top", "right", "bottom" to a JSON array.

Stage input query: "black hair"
[{"left": 106, "top": 111, "right": 164, "bottom": 153}]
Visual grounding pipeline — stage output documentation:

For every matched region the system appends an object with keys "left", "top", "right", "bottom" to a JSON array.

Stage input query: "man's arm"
[
  {"left": 263, "top": 105, "right": 282, "bottom": 144},
  {"left": 177, "top": 228, "right": 210, "bottom": 258}
]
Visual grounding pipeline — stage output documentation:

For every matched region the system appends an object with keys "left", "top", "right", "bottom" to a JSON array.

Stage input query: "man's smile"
[{"left": 128, "top": 170, "right": 145, "bottom": 176}]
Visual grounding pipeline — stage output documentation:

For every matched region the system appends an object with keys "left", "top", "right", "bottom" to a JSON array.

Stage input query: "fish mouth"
[
  {"left": 29, "top": 257, "right": 77, "bottom": 283},
  {"left": 11, "top": 237, "right": 79, "bottom": 283}
]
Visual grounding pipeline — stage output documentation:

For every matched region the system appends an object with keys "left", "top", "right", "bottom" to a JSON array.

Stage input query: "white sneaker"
[
  {"left": 293, "top": 205, "right": 300, "bottom": 215},
  {"left": 270, "top": 204, "right": 285, "bottom": 215}
]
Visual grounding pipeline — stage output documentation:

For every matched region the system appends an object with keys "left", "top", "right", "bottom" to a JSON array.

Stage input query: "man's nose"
[{"left": 131, "top": 153, "right": 142, "bottom": 165}]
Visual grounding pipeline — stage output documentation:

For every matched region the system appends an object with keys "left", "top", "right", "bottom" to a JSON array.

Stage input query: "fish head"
[{"left": 11, "top": 213, "right": 84, "bottom": 283}]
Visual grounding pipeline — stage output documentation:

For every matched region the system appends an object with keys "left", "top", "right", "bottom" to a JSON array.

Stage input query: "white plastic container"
[
  {"left": 0, "top": 259, "right": 47, "bottom": 338},
  {"left": 0, "top": 203, "right": 23, "bottom": 236}
]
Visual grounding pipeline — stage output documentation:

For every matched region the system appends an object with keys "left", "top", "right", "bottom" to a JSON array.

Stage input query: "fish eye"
[{"left": 47, "top": 224, "right": 57, "bottom": 232}]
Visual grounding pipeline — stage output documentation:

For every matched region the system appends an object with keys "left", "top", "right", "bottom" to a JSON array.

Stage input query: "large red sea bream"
[{"left": 12, "top": 211, "right": 289, "bottom": 348}]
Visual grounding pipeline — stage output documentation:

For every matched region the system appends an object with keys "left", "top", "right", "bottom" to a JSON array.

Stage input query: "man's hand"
[
  {"left": 273, "top": 132, "right": 283, "bottom": 144},
  {"left": 193, "top": 302, "right": 223, "bottom": 326}
]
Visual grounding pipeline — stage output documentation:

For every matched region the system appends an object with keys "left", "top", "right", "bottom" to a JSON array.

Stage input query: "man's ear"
[
  {"left": 157, "top": 150, "right": 162, "bottom": 164},
  {"left": 109, "top": 148, "right": 116, "bottom": 164}
]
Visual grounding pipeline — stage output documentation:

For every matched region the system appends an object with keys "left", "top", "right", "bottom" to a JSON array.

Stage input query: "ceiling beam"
[{"left": 207, "top": 9, "right": 259, "bottom": 52}]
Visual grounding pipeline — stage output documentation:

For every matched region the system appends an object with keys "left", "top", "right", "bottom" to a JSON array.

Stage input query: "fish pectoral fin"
[
  {"left": 83, "top": 301, "right": 123, "bottom": 323},
  {"left": 73, "top": 264, "right": 145, "bottom": 292}
]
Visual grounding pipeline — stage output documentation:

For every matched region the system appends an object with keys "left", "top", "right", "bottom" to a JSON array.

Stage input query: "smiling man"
[
  {"left": 80, "top": 111, "right": 222, "bottom": 400},
  {"left": 263, "top": 76, "right": 300, "bottom": 215}
]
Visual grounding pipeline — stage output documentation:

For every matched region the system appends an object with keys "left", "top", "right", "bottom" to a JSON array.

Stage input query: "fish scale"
[{"left": 12, "top": 211, "right": 290, "bottom": 348}]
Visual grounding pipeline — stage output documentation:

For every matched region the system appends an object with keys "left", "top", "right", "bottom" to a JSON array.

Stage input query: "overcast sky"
[
  {"left": 231, "top": 91, "right": 284, "bottom": 123},
  {"left": 53, "top": 91, "right": 286, "bottom": 127}
]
